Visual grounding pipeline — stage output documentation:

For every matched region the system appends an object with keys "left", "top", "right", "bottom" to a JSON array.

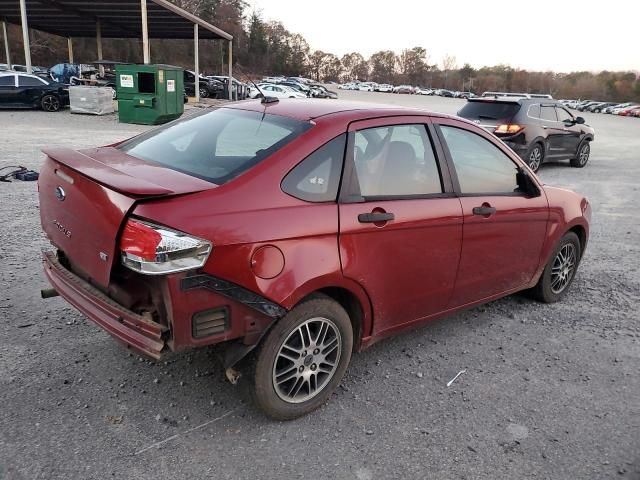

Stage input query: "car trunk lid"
[{"left": 39, "top": 146, "right": 214, "bottom": 289}]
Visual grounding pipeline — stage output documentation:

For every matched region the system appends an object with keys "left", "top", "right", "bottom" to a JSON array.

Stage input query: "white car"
[
  {"left": 415, "top": 87, "right": 433, "bottom": 95},
  {"left": 249, "top": 83, "right": 306, "bottom": 99},
  {"left": 358, "top": 82, "right": 376, "bottom": 92},
  {"left": 376, "top": 84, "right": 393, "bottom": 93}
]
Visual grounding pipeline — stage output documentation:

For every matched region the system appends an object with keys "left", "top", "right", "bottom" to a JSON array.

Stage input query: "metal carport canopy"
[
  {"left": 0, "top": 0, "right": 233, "bottom": 100},
  {"left": 0, "top": 0, "right": 232, "bottom": 40}
]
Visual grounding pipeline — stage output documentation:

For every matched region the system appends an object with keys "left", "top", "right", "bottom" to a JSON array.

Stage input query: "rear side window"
[
  {"left": 457, "top": 101, "right": 520, "bottom": 121},
  {"left": 119, "top": 108, "right": 311, "bottom": 184},
  {"left": 540, "top": 106, "right": 557, "bottom": 122},
  {"left": 0, "top": 75, "right": 15, "bottom": 86},
  {"left": 440, "top": 126, "right": 520, "bottom": 194},
  {"left": 281, "top": 134, "right": 346, "bottom": 202}
]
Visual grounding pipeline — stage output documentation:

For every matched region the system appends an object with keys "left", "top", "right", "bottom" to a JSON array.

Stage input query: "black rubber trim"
[{"left": 181, "top": 274, "right": 287, "bottom": 318}]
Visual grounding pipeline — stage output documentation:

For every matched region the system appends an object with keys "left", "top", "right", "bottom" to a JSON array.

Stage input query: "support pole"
[
  {"left": 227, "top": 40, "right": 233, "bottom": 100},
  {"left": 96, "top": 19, "right": 104, "bottom": 76},
  {"left": 194, "top": 24, "right": 200, "bottom": 103},
  {"left": 141, "top": 0, "right": 150, "bottom": 64},
  {"left": 67, "top": 37, "right": 74, "bottom": 63},
  {"left": 18, "top": 0, "right": 32, "bottom": 73},
  {"left": 2, "top": 20, "right": 10, "bottom": 67}
]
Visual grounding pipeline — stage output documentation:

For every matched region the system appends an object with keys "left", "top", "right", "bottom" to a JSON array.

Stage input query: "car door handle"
[
  {"left": 358, "top": 212, "right": 395, "bottom": 223},
  {"left": 472, "top": 206, "right": 496, "bottom": 216}
]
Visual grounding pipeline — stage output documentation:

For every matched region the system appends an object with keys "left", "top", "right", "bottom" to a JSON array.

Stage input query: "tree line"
[{"left": 3, "top": 0, "right": 639, "bottom": 102}]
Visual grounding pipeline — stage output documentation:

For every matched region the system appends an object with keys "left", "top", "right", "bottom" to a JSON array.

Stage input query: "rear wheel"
[
  {"left": 571, "top": 141, "right": 590, "bottom": 168},
  {"left": 253, "top": 295, "right": 353, "bottom": 420},
  {"left": 530, "top": 232, "right": 581, "bottom": 303},
  {"left": 527, "top": 143, "right": 544, "bottom": 172},
  {"left": 41, "top": 94, "right": 61, "bottom": 112}
]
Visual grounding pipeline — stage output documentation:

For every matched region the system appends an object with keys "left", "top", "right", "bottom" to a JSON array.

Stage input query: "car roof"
[
  {"left": 468, "top": 97, "right": 558, "bottom": 105},
  {"left": 223, "top": 98, "right": 450, "bottom": 122}
]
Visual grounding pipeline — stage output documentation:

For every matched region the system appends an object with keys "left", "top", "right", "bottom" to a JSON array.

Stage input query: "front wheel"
[
  {"left": 571, "top": 142, "right": 590, "bottom": 168},
  {"left": 530, "top": 232, "right": 581, "bottom": 303},
  {"left": 41, "top": 94, "right": 61, "bottom": 112},
  {"left": 253, "top": 295, "right": 353, "bottom": 420},
  {"left": 199, "top": 87, "right": 209, "bottom": 99}
]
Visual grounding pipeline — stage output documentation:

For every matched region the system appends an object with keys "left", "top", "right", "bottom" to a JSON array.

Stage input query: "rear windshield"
[
  {"left": 118, "top": 108, "right": 311, "bottom": 184},
  {"left": 458, "top": 101, "right": 521, "bottom": 121}
]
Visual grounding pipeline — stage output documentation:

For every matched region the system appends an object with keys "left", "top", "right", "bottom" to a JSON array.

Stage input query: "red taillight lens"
[
  {"left": 494, "top": 124, "right": 524, "bottom": 135},
  {"left": 119, "top": 218, "right": 212, "bottom": 275},
  {"left": 120, "top": 219, "right": 162, "bottom": 261}
]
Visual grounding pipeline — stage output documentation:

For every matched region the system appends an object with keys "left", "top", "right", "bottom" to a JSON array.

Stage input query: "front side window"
[
  {"left": 440, "top": 125, "right": 520, "bottom": 194},
  {"left": 18, "top": 76, "right": 45, "bottom": 86},
  {"left": 555, "top": 107, "right": 573, "bottom": 123},
  {"left": 281, "top": 134, "right": 346, "bottom": 202},
  {"left": 119, "top": 108, "right": 311, "bottom": 184},
  {"left": 350, "top": 124, "right": 442, "bottom": 198},
  {"left": 540, "top": 106, "right": 557, "bottom": 122}
]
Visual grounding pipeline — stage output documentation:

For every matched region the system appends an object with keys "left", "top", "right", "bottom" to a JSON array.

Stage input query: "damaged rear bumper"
[{"left": 42, "top": 250, "right": 167, "bottom": 359}]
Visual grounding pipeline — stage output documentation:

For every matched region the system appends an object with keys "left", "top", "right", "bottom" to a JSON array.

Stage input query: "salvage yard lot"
[{"left": 0, "top": 92, "right": 638, "bottom": 479}]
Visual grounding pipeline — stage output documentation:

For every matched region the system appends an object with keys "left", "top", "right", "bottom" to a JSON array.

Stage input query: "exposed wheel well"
[
  {"left": 568, "top": 225, "right": 587, "bottom": 257},
  {"left": 315, "top": 287, "right": 363, "bottom": 351}
]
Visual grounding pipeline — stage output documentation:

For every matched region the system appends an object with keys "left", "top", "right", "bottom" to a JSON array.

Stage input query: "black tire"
[
  {"left": 526, "top": 143, "right": 544, "bottom": 172},
  {"left": 530, "top": 232, "right": 581, "bottom": 303},
  {"left": 253, "top": 295, "right": 353, "bottom": 420},
  {"left": 594, "top": 108, "right": 600, "bottom": 113},
  {"left": 41, "top": 94, "right": 61, "bottom": 112},
  {"left": 571, "top": 141, "right": 590, "bottom": 168},
  {"left": 199, "top": 87, "right": 209, "bottom": 99}
]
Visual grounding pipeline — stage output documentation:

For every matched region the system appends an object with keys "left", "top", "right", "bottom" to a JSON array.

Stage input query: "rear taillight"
[
  {"left": 119, "top": 218, "right": 212, "bottom": 275},
  {"left": 494, "top": 124, "right": 524, "bottom": 135}
]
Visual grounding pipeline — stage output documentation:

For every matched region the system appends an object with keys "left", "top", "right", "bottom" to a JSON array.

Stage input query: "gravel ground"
[{"left": 0, "top": 93, "right": 638, "bottom": 480}]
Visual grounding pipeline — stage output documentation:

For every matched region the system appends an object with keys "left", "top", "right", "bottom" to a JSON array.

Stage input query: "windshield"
[
  {"left": 119, "top": 108, "right": 311, "bottom": 184},
  {"left": 458, "top": 101, "right": 521, "bottom": 121}
]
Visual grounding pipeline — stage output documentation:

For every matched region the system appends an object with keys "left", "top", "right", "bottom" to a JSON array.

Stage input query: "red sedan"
[
  {"left": 39, "top": 99, "right": 591, "bottom": 419},
  {"left": 618, "top": 105, "right": 640, "bottom": 116}
]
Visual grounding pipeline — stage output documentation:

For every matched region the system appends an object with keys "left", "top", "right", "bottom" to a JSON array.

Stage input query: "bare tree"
[{"left": 441, "top": 54, "right": 457, "bottom": 89}]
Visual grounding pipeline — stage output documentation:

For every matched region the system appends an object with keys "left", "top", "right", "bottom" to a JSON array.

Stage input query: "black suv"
[
  {"left": 183, "top": 70, "right": 223, "bottom": 99},
  {"left": 457, "top": 97, "right": 595, "bottom": 171}
]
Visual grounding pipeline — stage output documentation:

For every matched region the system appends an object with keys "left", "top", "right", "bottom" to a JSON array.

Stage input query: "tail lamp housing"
[
  {"left": 119, "top": 218, "right": 212, "bottom": 275},
  {"left": 494, "top": 124, "right": 524, "bottom": 135}
]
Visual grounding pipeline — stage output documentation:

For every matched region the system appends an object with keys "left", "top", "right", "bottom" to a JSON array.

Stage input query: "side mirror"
[
  {"left": 516, "top": 169, "right": 541, "bottom": 197},
  {"left": 575, "top": 116, "right": 585, "bottom": 124}
]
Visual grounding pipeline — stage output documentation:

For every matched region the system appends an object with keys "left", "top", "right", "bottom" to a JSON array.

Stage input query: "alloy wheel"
[
  {"left": 42, "top": 95, "right": 60, "bottom": 112},
  {"left": 579, "top": 143, "right": 590, "bottom": 165},
  {"left": 550, "top": 243, "right": 577, "bottom": 294},
  {"left": 529, "top": 146, "right": 542, "bottom": 171},
  {"left": 272, "top": 317, "right": 342, "bottom": 404}
]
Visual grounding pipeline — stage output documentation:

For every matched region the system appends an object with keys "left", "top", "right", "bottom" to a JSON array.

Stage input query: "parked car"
[
  {"left": 0, "top": 72, "right": 69, "bottom": 112},
  {"left": 249, "top": 83, "right": 307, "bottom": 99},
  {"left": 415, "top": 87, "right": 433, "bottom": 95},
  {"left": 308, "top": 83, "right": 338, "bottom": 99},
  {"left": 618, "top": 105, "right": 640, "bottom": 116},
  {"left": 39, "top": 99, "right": 590, "bottom": 419},
  {"left": 458, "top": 91, "right": 477, "bottom": 99},
  {"left": 393, "top": 85, "right": 414, "bottom": 94},
  {"left": 375, "top": 84, "right": 394, "bottom": 93},
  {"left": 277, "top": 80, "right": 311, "bottom": 96},
  {"left": 358, "top": 82, "right": 376, "bottom": 92},
  {"left": 436, "top": 89, "right": 454, "bottom": 97},
  {"left": 587, "top": 102, "right": 617, "bottom": 113},
  {"left": 184, "top": 70, "right": 223, "bottom": 99},
  {"left": 603, "top": 102, "right": 635, "bottom": 114},
  {"left": 457, "top": 97, "right": 595, "bottom": 172}
]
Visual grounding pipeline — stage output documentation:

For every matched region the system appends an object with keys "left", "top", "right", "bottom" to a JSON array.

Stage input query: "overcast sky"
[{"left": 247, "top": 0, "right": 638, "bottom": 72}]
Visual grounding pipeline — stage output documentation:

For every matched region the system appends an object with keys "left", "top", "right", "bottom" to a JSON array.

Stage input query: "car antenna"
[{"left": 234, "top": 64, "right": 278, "bottom": 105}]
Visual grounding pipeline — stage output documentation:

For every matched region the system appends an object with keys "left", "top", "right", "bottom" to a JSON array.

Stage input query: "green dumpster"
[{"left": 115, "top": 64, "right": 184, "bottom": 125}]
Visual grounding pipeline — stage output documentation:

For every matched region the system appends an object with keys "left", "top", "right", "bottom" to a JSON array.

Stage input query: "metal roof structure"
[
  {"left": 0, "top": 0, "right": 233, "bottom": 100},
  {"left": 0, "top": 0, "right": 232, "bottom": 39}
]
